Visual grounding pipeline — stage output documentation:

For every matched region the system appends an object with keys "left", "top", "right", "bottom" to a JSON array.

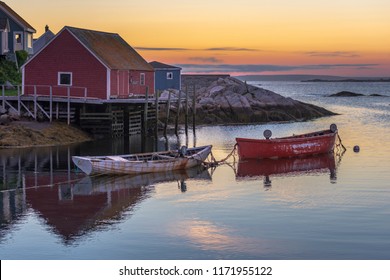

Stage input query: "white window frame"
[
  {"left": 27, "top": 33, "right": 33, "bottom": 48},
  {"left": 140, "top": 73, "right": 145, "bottom": 85},
  {"left": 14, "top": 31, "right": 23, "bottom": 51},
  {"left": 58, "top": 72, "right": 73, "bottom": 86},
  {"left": 166, "top": 72, "right": 173, "bottom": 80}
]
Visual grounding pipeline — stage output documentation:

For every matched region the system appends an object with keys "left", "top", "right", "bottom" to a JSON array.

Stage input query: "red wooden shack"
[{"left": 22, "top": 26, "right": 155, "bottom": 99}]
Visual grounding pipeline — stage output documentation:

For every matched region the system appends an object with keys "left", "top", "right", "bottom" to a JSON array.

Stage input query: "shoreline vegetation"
[
  {"left": 0, "top": 121, "right": 92, "bottom": 148},
  {"left": 1, "top": 77, "right": 336, "bottom": 148}
]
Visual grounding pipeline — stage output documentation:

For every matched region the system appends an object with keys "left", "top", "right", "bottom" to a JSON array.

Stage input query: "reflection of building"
[
  {"left": 0, "top": 143, "right": 211, "bottom": 244},
  {"left": 25, "top": 177, "right": 153, "bottom": 243},
  {"left": 0, "top": 144, "right": 153, "bottom": 244}
]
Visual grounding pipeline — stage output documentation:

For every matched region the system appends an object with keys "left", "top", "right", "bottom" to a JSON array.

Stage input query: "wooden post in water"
[
  {"left": 164, "top": 90, "right": 172, "bottom": 136},
  {"left": 185, "top": 85, "right": 189, "bottom": 136},
  {"left": 174, "top": 89, "right": 182, "bottom": 135},
  {"left": 143, "top": 87, "right": 149, "bottom": 136},
  {"left": 192, "top": 84, "right": 196, "bottom": 135},
  {"left": 154, "top": 90, "right": 159, "bottom": 141}
]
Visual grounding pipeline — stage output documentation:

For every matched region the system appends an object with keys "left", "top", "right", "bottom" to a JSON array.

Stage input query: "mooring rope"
[
  {"left": 203, "top": 144, "right": 237, "bottom": 168},
  {"left": 336, "top": 133, "right": 347, "bottom": 152}
]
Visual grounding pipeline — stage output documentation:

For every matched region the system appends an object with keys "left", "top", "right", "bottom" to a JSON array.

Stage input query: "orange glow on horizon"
[{"left": 6, "top": 0, "right": 390, "bottom": 76}]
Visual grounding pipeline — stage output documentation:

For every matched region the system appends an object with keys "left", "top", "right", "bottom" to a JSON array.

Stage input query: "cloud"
[
  {"left": 204, "top": 47, "right": 259, "bottom": 52},
  {"left": 188, "top": 57, "right": 223, "bottom": 63},
  {"left": 178, "top": 63, "right": 380, "bottom": 73},
  {"left": 135, "top": 47, "right": 190, "bottom": 51},
  {"left": 305, "top": 51, "right": 360, "bottom": 58},
  {"left": 135, "top": 46, "right": 260, "bottom": 52}
]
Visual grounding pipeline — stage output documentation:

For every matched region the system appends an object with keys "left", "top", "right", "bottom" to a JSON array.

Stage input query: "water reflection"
[
  {"left": 236, "top": 153, "right": 339, "bottom": 188},
  {"left": 1, "top": 163, "right": 210, "bottom": 245},
  {"left": 73, "top": 166, "right": 210, "bottom": 195}
]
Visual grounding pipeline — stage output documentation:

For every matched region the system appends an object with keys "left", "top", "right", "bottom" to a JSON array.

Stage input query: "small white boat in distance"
[{"left": 72, "top": 145, "right": 212, "bottom": 175}]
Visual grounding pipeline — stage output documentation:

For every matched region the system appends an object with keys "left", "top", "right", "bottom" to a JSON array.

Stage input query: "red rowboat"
[{"left": 236, "top": 124, "right": 338, "bottom": 159}]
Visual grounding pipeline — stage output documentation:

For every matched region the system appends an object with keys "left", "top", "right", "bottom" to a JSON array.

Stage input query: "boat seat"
[{"left": 106, "top": 156, "right": 129, "bottom": 162}]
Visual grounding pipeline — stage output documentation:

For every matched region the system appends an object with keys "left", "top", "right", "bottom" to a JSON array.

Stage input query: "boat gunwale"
[
  {"left": 72, "top": 145, "right": 212, "bottom": 163},
  {"left": 236, "top": 129, "right": 336, "bottom": 144}
]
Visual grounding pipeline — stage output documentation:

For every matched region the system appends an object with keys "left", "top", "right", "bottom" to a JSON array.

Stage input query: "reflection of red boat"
[
  {"left": 237, "top": 153, "right": 336, "bottom": 178},
  {"left": 236, "top": 125, "right": 338, "bottom": 159}
]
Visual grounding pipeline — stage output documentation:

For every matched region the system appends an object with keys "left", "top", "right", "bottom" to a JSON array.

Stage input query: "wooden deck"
[{"left": 1, "top": 85, "right": 192, "bottom": 138}]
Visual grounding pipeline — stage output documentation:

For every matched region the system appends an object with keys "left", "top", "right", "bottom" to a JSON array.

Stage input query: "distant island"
[
  {"left": 235, "top": 75, "right": 390, "bottom": 82},
  {"left": 302, "top": 78, "right": 390, "bottom": 83}
]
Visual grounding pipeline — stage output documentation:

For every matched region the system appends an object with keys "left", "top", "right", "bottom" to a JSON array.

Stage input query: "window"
[
  {"left": 58, "top": 72, "right": 72, "bottom": 86},
  {"left": 167, "top": 72, "right": 173, "bottom": 80},
  {"left": 140, "top": 73, "right": 145, "bottom": 85},
  {"left": 27, "top": 34, "right": 33, "bottom": 48},
  {"left": 15, "top": 33, "right": 22, "bottom": 44}
]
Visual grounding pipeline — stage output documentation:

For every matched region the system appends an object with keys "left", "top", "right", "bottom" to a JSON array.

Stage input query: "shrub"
[{"left": 0, "top": 58, "right": 21, "bottom": 85}]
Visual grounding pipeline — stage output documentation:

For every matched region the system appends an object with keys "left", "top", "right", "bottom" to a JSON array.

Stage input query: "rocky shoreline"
[
  {"left": 161, "top": 77, "right": 336, "bottom": 125},
  {"left": 0, "top": 121, "right": 91, "bottom": 148}
]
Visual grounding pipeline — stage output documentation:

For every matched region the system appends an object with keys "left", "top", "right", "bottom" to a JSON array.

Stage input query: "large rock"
[
  {"left": 193, "top": 77, "right": 335, "bottom": 124},
  {"left": 159, "top": 77, "right": 335, "bottom": 125}
]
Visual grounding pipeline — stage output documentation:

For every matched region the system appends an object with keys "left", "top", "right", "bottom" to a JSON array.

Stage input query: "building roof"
[
  {"left": 33, "top": 28, "right": 55, "bottom": 53},
  {"left": 150, "top": 61, "right": 182, "bottom": 70},
  {"left": 0, "top": 1, "right": 35, "bottom": 32},
  {"left": 66, "top": 26, "right": 154, "bottom": 71}
]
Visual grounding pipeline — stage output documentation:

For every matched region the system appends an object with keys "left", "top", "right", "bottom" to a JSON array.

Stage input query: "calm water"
[{"left": 1, "top": 81, "right": 390, "bottom": 260}]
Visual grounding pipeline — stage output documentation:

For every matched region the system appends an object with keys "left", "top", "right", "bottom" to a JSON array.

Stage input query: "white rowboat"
[{"left": 72, "top": 145, "right": 212, "bottom": 175}]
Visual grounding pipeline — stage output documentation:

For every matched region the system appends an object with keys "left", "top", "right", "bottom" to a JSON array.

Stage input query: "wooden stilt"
[
  {"left": 143, "top": 87, "right": 149, "bottom": 136},
  {"left": 164, "top": 90, "right": 172, "bottom": 136},
  {"left": 185, "top": 85, "right": 189, "bottom": 136},
  {"left": 174, "top": 89, "right": 182, "bottom": 135},
  {"left": 154, "top": 90, "right": 159, "bottom": 141},
  {"left": 34, "top": 85, "right": 37, "bottom": 120},
  {"left": 192, "top": 84, "right": 196, "bottom": 135}
]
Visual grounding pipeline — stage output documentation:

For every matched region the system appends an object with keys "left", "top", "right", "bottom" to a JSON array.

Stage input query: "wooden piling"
[
  {"left": 192, "top": 84, "right": 196, "bottom": 135},
  {"left": 185, "top": 85, "right": 189, "bottom": 135},
  {"left": 143, "top": 87, "right": 149, "bottom": 136},
  {"left": 164, "top": 90, "right": 172, "bottom": 136},
  {"left": 155, "top": 90, "right": 159, "bottom": 140},
  {"left": 174, "top": 89, "right": 182, "bottom": 135}
]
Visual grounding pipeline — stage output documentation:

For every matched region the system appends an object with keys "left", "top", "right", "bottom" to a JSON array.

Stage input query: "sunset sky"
[{"left": 8, "top": 0, "right": 390, "bottom": 76}]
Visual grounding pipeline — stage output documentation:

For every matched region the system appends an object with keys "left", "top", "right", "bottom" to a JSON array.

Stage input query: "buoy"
[
  {"left": 353, "top": 145, "right": 360, "bottom": 152},
  {"left": 330, "top": 123, "right": 338, "bottom": 133},
  {"left": 263, "top": 129, "right": 272, "bottom": 139}
]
